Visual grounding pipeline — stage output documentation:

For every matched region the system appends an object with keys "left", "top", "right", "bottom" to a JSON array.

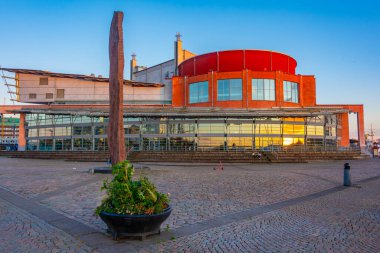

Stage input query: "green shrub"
[{"left": 95, "top": 160, "right": 169, "bottom": 215}]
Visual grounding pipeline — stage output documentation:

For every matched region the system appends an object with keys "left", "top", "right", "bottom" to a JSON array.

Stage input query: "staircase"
[
  {"left": 264, "top": 150, "right": 363, "bottom": 162},
  {"left": 127, "top": 151, "right": 270, "bottom": 163},
  {"left": 0, "top": 151, "right": 109, "bottom": 162},
  {"left": 0, "top": 150, "right": 364, "bottom": 163}
]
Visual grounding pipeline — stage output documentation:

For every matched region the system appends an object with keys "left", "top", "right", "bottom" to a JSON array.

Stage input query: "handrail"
[
  {"left": 272, "top": 151, "right": 279, "bottom": 160},
  {"left": 126, "top": 146, "right": 134, "bottom": 157},
  {"left": 126, "top": 145, "right": 361, "bottom": 153}
]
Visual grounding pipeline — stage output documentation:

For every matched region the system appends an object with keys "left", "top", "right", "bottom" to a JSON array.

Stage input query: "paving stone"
[
  {"left": 0, "top": 157, "right": 379, "bottom": 252},
  {"left": 150, "top": 178, "right": 380, "bottom": 252},
  {"left": 0, "top": 198, "right": 96, "bottom": 253}
]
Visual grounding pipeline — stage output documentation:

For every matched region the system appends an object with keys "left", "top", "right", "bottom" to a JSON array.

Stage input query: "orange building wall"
[
  {"left": 339, "top": 113, "right": 350, "bottom": 147},
  {"left": 172, "top": 76, "right": 184, "bottom": 107},
  {"left": 301, "top": 76, "right": 316, "bottom": 106},
  {"left": 172, "top": 70, "right": 316, "bottom": 109},
  {"left": 18, "top": 113, "right": 26, "bottom": 151},
  {"left": 343, "top": 105, "right": 364, "bottom": 147}
]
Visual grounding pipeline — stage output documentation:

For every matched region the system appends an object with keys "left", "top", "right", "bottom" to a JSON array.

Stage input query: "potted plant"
[{"left": 95, "top": 160, "right": 171, "bottom": 240}]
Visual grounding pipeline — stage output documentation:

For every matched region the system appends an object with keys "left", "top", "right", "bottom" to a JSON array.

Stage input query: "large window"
[
  {"left": 252, "top": 79, "right": 275, "bottom": 101},
  {"left": 217, "top": 79, "right": 242, "bottom": 101},
  {"left": 141, "top": 123, "right": 166, "bottom": 135},
  {"left": 254, "top": 137, "right": 282, "bottom": 150},
  {"left": 189, "top": 81, "right": 208, "bottom": 103},
  {"left": 306, "top": 125, "right": 324, "bottom": 136},
  {"left": 198, "top": 123, "right": 225, "bottom": 134},
  {"left": 227, "top": 123, "right": 252, "bottom": 134},
  {"left": 283, "top": 124, "right": 305, "bottom": 135},
  {"left": 283, "top": 81, "right": 299, "bottom": 103},
  {"left": 255, "top": 123, "right": 281, "bottom": 134},
  {"left": 168, "top": 123, "right": 196, "bottom": 134}
]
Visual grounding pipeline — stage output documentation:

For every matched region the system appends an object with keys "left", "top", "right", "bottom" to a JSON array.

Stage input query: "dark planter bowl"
[{"left": 99, "top": 206, "right": 172, "bottom": 240}]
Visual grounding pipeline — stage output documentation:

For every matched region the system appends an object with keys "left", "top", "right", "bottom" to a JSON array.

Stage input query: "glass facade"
[
  {"left": 189, "top": 81, "right": 208, "bottom": 103},
  {"left": 283, "top": 81, "right": 299, "bottom": 103},
  {"left": 217, "top": 79, "right": 242, "bottom": 101},
  {"left": 25, "top": 114, "right": 339, "bottom": 151},
  {"left": 252, "top": 79, "right": 275, "bottom": 101}
]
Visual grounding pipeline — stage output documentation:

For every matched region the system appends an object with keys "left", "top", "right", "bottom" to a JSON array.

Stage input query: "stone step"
[{"left": 0, "top": 150, "right": 363, "bottom": 163}]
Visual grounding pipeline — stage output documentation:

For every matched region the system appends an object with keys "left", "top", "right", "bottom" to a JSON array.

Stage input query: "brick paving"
[
  {"left": 0, "top": 158, "right": 104, "bottom": 199},
  {"left": 0, "top": 157, "right": 379, "bottom": 252},
  {"left": 147, "top": 178, "right": 380, "bottom": 253},
  {"left": 0, "top": 198, "right": 96, "bottom": 253}
]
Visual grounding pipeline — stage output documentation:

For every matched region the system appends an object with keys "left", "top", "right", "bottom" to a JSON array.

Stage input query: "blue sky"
[{"left": 0, "top": 0, "right": 379, "bottom": 139}]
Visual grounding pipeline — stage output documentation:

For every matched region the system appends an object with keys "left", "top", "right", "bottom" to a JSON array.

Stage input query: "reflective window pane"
[
  {"left": 217, "top": 79, "right": 242, "bottom": 101},
  {"left": 283, "top": 81, "right": 299, "bottom": 103},
  {"left": 189, "top": 81, "right": 208, "bottom": 103},
  {"left": 252, "top": 79, "right": 275, "bottom": 101}
]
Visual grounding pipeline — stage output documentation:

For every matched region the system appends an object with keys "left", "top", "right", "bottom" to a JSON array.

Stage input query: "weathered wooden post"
[{"left": 108, "top": 11, "right": 126, "bottom": 165}]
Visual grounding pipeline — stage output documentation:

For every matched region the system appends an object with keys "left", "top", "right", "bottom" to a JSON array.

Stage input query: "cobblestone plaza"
[{"left": 0, "top": 157, "right": 379, "bottom": 252}]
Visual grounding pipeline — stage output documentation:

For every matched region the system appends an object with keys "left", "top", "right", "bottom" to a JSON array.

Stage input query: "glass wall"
[
  {"left": 189, "top": 81, "right": 208, "bottom": 103},
  {"left": 255, "top": 123, "right": 281, "bottom": 135},
  {"left": 228, "top": 137, "right": 252, "bottom": 149},
  {"left": 217, "top": 79, "right": 242, "bottom": 101},
  {"left": 252, "top": 79, "right": 275, "bottom": 101},
  {"left": 283, "top": 81, "right": 299, "bottom": 103},
  {"left": 227, "top": 122, "right": 252, "bottom": 135},
  {"left": 25, "top": 113, "right": 340, "bottom": 151},
  {"left": 168, "top": 122, "right": 196, "bottom": 135},
  {"left": 255, "top": 137, "right": 282, "bottom": 150}
]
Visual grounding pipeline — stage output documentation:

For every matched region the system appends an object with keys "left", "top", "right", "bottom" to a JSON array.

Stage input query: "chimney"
[
  {"left": 130, "top": 53, "right": 137, "bottom": 80},
  {"left": 174, "top": 32, "right": 183, "bottom": 75}
]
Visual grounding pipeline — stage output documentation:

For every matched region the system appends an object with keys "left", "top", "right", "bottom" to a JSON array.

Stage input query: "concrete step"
[{"left": 0, "top": 150, "right": 364, "bottom": 163}]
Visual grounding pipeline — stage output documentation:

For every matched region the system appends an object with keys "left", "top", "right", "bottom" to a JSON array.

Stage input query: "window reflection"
[
  {"left": 255, "top": 124, "right": 281, "bottom": 134},
  {"left": 283, "top": 137, "right": 304, "bottom": 146},
  {"left": 141, "top": 123, "right": 166, "bottom": 135},
  {"left": 252, "top": 79, "right": 275, "bottom": 101},
  {"left": 198, "top": 123, "right": 225, "bottom": 134},
  {"left": 227, "top": 137, "right": 252, "bottom": 148},
  {"left": 254, "top": 137, "right": 282, "bottom": 149},
  {"left": 283, "top": 124, "right": 305, "bottom": 135},
  {"left": 306, "top": 125, "right": 324, "bottom": 136},
  {"left": 55, "top": 126, "right": 71, "bottom": 137},
  {"left": 25, "top": 114, "right": 339, "bottom": 151},
  {"left": 217, "top": 79, "right": 242, "bottom": 101},
  {"left": 227, "top": 123, "right": 252, "bottom": 134},
  {"left": 168, "top": 123, "right": 196, "bottom": 134},
  {"left": 189, "top": 81, "right": 208, "bottom": 103},
  {"left": 283, "top": 81, "right": 299, "bottom": 103},
  {"left": 198, "top": 137, "right": 225, "bottom": 149}
]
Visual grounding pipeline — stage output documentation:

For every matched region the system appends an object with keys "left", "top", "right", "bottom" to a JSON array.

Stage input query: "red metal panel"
[
  {"left": 288, "top": 57, "right": 297, "bottom": 75},
  {"left": 271, "top": 52, "right": 288, "bottom": 73},
  {"left": 178, "top": 64, "right": 183, "bottom": 76},
  {"left": 218, "top": 50, "right": 244, "bottom": 72},
  {"left": 195, "top": 52, "right": 217, "bottom": 76},
  {"left": 180, "top": 57, "right": 195, "bottom": 76},
  {"left": 245, "top": 50, "right": 271, "bottom": 72},
  {"left": 178, "top": 50, "right": 297, "bottom": 76}
]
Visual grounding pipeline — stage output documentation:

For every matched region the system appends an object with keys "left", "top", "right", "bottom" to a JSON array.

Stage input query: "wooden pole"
[{"left": 108, "top": 11, "right": 126, "bottom": 164}]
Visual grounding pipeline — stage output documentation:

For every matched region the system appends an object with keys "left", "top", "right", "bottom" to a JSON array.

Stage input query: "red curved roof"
[{"left": 178, "top": 50, "right": 297, "bottom": 76}]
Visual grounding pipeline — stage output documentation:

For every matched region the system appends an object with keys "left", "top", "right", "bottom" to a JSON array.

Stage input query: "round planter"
[{"left": 99, "top": 206, "right": 172, "bottom": 240}]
